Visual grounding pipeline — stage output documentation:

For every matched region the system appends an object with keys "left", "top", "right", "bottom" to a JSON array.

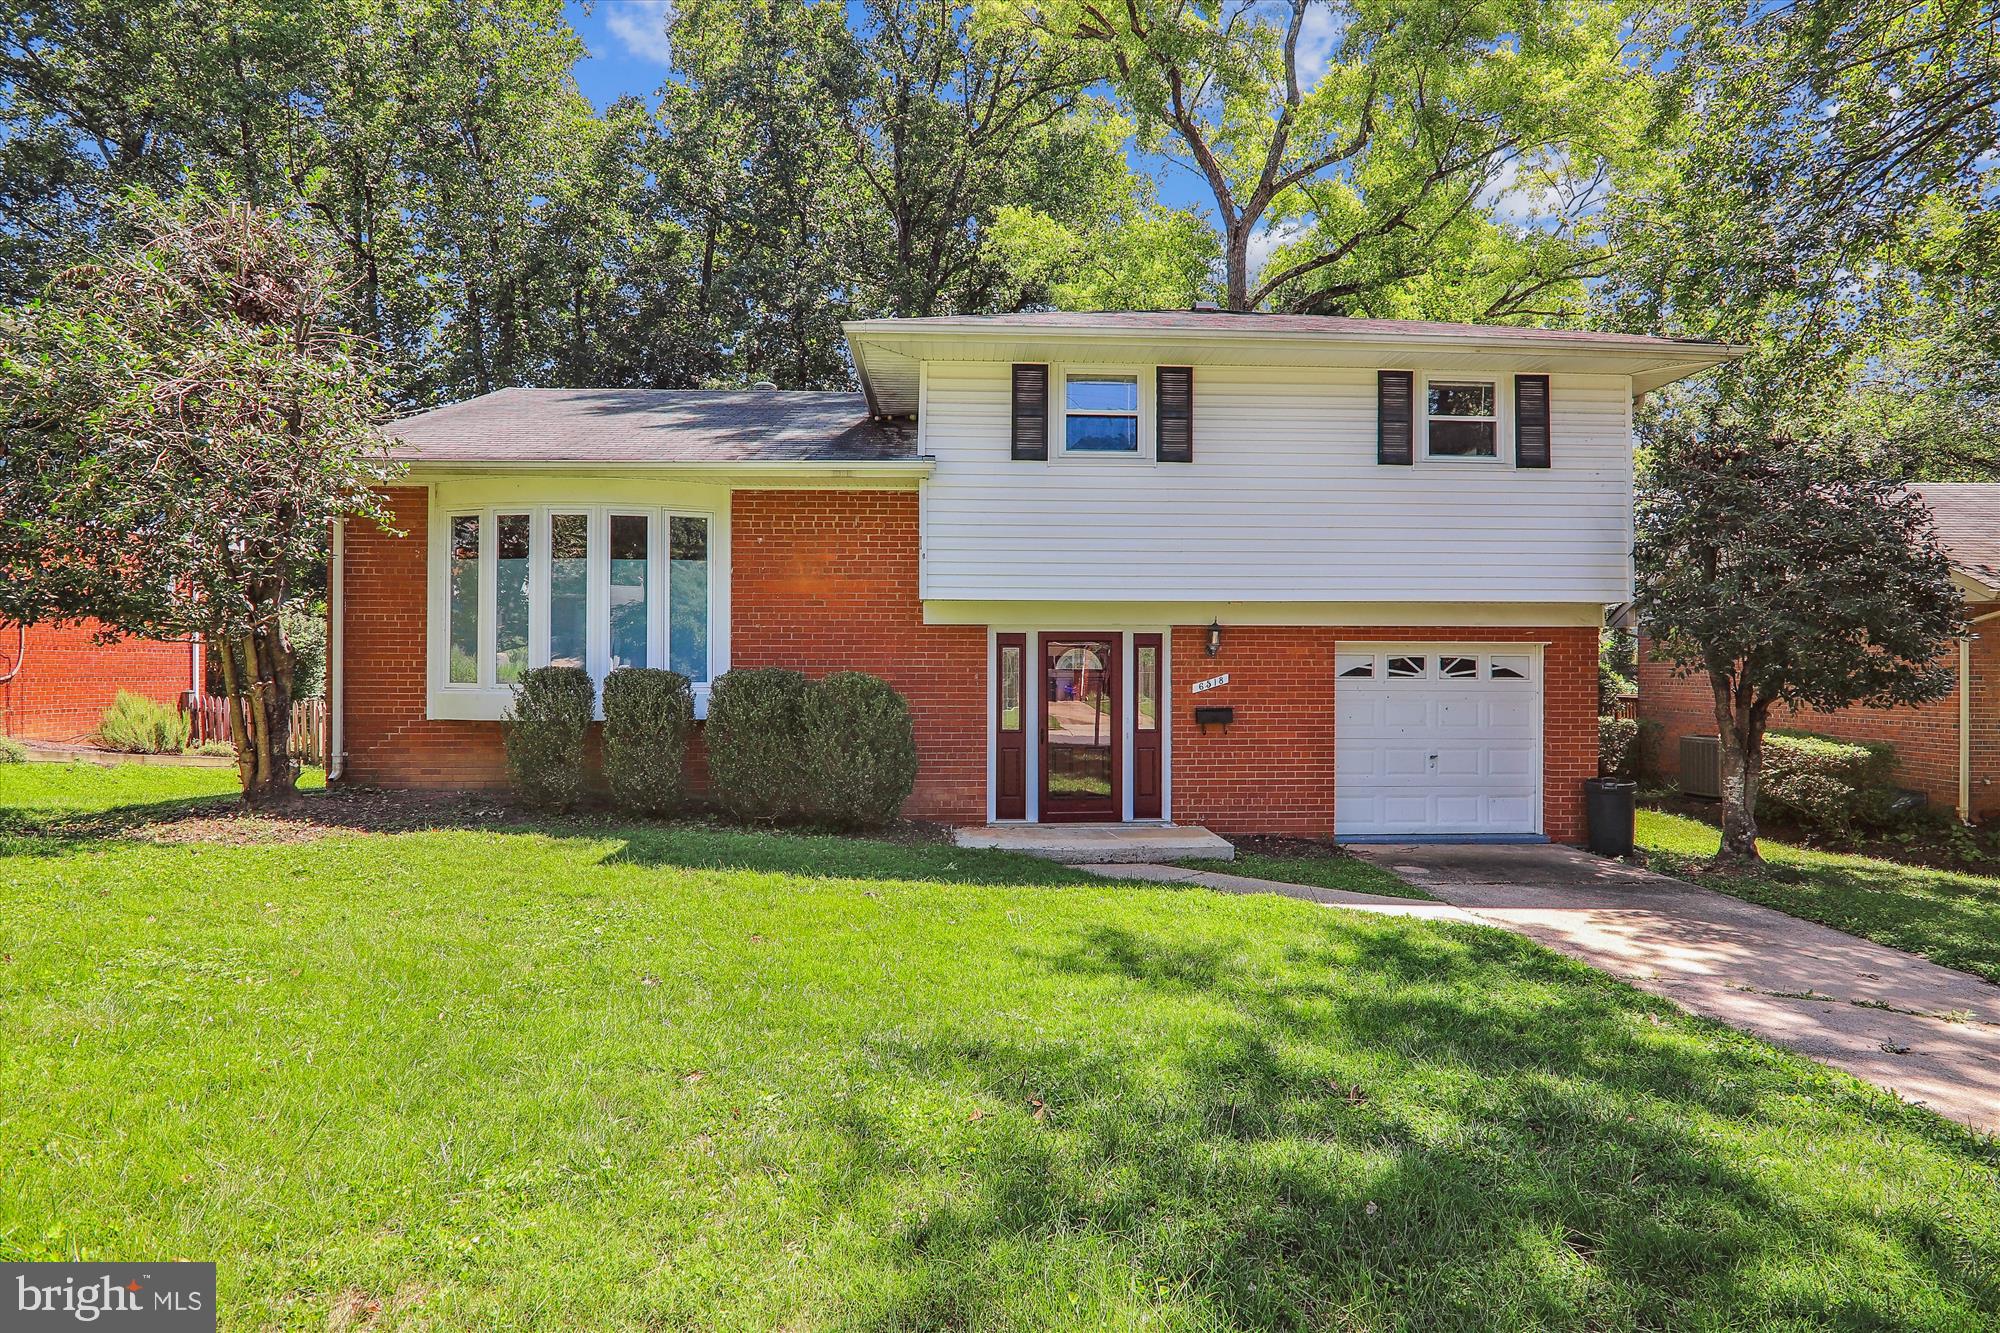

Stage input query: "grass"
[
  {"left": 2, "top": 767, "right": 1998, "bottom": 1330},
  {"left": 1639, "top": 807, "right": 2000, "bottom": 984},
  {"left": 1174, "top": 851, "right": 1433, "bottom": 901}
]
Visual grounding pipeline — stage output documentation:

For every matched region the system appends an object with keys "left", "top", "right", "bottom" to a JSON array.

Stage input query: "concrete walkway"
[
  {"left": 1099, "top": 861, "right": 1475, "bottom": 921},
  {"left": 1347, "top": 844, "right": 2000, "bottom": 1135}
]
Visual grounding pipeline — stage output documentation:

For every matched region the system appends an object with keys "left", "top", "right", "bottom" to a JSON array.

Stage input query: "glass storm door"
[{"left": 1039, "top": 634, "right": 1121, "bottom": 822}]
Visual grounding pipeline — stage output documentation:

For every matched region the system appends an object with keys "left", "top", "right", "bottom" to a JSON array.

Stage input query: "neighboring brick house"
[
  {"left": 1639, "top": 483, "right": 2000, "bottom": 821},
  {"left": 0, "top": 621, "right": 201, "bottom": 743},
  {"left": 332, "top": 312, "right": 1738, "bottom": 843}
]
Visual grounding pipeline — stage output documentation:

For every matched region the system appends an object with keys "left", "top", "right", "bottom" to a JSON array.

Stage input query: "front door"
[{"left": 1039, "top": 633, "right": 1121, "bottom": 821}]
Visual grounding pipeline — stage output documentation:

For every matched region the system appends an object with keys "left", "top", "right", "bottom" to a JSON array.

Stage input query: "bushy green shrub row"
[
  {"left": 97, "top": 690, "right": 190, "bottom": 753},
  {"left": 1756, "top": 730, "right": 1899, "bottom": 833},
  {"left": 708, "top": 668, "right": 917, "bottom": 828},
  {"left": 501, "top": 665, "right": 916, "bottom": 828}
]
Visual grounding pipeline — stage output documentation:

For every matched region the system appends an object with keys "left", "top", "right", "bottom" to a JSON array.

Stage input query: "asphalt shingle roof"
[
  {"left": 383, "top": 388, "right": 916, "bottom": 464},
  {"left": 1910, "top": 483, "right": 2000, "bottom": 590}
]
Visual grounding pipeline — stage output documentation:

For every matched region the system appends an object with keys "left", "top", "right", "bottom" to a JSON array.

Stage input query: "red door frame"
[
  {"left": 1037, "top": 632, "right": 1122, "bottom": 823},
  {"left": 1132, "top": 633, "right": 1163, "bottom": 819}
]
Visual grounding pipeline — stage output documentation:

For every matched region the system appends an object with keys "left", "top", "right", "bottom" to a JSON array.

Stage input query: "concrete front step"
[{"left": 953, "top": 823, "right": 1234, "bottom": 864}]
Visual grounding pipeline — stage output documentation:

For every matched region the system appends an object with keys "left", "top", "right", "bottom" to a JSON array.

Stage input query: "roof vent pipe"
[
  {"left": 1190, "top": 300, "right": 1221, "bottom": 312},
  {"left": 752, "top": 380, "right": 778, "bottom": 390}
]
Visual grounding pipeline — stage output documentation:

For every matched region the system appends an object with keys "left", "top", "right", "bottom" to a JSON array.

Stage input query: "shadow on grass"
[
  {"left": 831, "top": 921, "right": 2000, "bottom": 1331},
  {"left": 0, "top": 782, "right": 1136, "bottom": 891}
]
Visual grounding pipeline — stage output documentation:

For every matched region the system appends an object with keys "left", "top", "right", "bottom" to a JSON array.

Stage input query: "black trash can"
[{"left": 1584, "top": 778, "right": 1637, "bottom": 858}]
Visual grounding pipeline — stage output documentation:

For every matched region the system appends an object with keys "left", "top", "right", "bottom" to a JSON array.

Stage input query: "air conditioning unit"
[{"left": 1679, "top": 735, "right": 1722, "bottom": 800}]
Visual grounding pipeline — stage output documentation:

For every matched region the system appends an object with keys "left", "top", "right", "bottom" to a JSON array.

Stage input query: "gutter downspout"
[
  {"left": 1958, "top": 605, "right": 2000, "bottom": 822},
  {"left": 329, "top": 519, "right": 345, "bottom": 783}
]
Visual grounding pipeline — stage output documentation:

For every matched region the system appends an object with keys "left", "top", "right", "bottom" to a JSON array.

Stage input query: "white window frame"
[
  {"left": 1420, "top": 373, "right": 1508, "bottom": 464},
  {"left": 1052, "top": 365, "right": 1154, "bottom": 461},
  {"left": 428, "top": 500, "right": 723, "bottom": 720}
]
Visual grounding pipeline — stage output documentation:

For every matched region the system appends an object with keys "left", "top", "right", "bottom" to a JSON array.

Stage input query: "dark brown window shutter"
[
  {"left": 1515, "top": 373, "right": 1551, "bottom": 468},
  {"left": 1156, "top": 366, "right": 1194, "bottom": 463},
  {"left": 1377, "top": 370, "right": 1414, "bottom": 465},
  {"left": 1011, "top": 364, "right": 1048, "bottom": 460}
]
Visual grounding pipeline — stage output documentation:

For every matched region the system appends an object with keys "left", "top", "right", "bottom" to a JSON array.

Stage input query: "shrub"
[
  {"left": 1599, "top": 716, "right": 1640, "bottom": 779},
  {"left": 502, "top": 666, "right": 595, "bottom": 809},
  {"left": 96, "top": 691, "right": 191, "bottom": 753},
  {"left": 193, "top": 740, "right": 236, "bottom": 758},
  {"left": 0, "top": 735, "right": 25, "bottom": 763},
  {"left": 704, "top": 668, "right": 811, "bottom": 821},
  {"left": 601, "top": 668, "right": 695, "bottom": 815},
  {"left": 1757, "top": 731, "right": 1898, "bottom": 833},
  {"left": 800, "top": 672, "right": 919, "bottom": 828}
]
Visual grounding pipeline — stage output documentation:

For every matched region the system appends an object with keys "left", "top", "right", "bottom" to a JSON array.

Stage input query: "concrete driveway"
[{"left": 1348, "top": 843, "right": 2000, "bottom": 1135}]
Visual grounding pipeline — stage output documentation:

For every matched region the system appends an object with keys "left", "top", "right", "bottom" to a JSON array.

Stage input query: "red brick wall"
[
  {"left": 1168, "top": 625, "right": 1599, "bottom": 844},
  {"left": 0, "top": 620, "right": 197, "bottom": 743},
  {"left": 1634, "top": 631, "right": 1990, "bottom": 815},
  {"left": 337, "top": 486, "right": 987, "bottom": 819},
  {"left": 730, "top": 490, "right": 986, "bottom": 822}
]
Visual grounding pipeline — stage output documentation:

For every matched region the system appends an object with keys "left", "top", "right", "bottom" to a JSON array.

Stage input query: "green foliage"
[
  {"left": 600, "top": 668, "right": 695, "bottom": 816},
  {"left": 799, "top": 672, "right": 919, "bottom": 828},
  {"left": 1599, "top": 716, "right": 1641, "bottom": 780},
  {"left": 988, "top": 0, "right": 1647, "bottom": 315},
  {"left": 193, "top": 740, "right": 237, "bottom": 759},
  {"left": 96, "top": 692, "right": 191, "bottom": 754},
  {"left": 502, "top": 667, "right": 595, "bottom": 810},
  {"left": 1757, "top": 732, "right": 1899, "bottom": 835},
  {"left": 0, "top": 736, "right": 25, "bottom": 763},
  {"left": 704, "top": 668, "right": 812, "bottom": 822}
]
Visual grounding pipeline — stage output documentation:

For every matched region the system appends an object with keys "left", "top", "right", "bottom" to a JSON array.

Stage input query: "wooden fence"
[
  {"left": 183, "top": 693, "right": 328, "bottom": 765},
  {"left": 1611, "top": 694, "right": 1640, "bottom": 723}
]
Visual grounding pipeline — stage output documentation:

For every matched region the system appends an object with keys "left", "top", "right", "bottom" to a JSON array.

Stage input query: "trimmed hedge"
[
  {"left": 1599, "top": 716, "right": 1639, "bottom": 779},
  {"left": 707, "top": 667, "right": 919, "bottom": 827},
  {"left": 1757, "top": 730, "right": 1898, "bottom": 833},
  {"left": 97, "top": 691, "right": 190, "bottom": 754},
  {"left": 502, "top": 666, "right": 595, "bottom": 809},
  {"left": 602, "top": 667, "right": 695, "bottom": 815},
  {"left": 801, "top": 672, "right": 919, "bottom": 828},
  {"left": 705, "top": 668, "right": 811, "bottom": 821}
]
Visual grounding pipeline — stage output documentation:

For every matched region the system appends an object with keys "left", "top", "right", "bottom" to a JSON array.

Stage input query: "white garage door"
[{"left": 1335, "top": 648, "right": 1541, "bottom": 838}]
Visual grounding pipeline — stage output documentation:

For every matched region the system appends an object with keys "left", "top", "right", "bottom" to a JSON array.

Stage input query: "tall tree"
[
  {"left": 0, "top": 197, "right": 397, "bottom": 803},
  {"left": 1634, "top": 411, "right": 1963, "bottom": 863},
  {"left": 986, "top": 0, "right": 1647, "bottom": 315}
]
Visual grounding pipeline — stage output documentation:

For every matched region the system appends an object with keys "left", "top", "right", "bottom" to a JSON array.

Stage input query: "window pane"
[
  {"left": 1337, "top": 654, "right": 1374, "bottom": 678},
  {"left": 549, "top": 513, "right": 589, "bottom": 669},
  {"left": 1440, "top": 655, "right": 1479, "bottom": 679},
  {"left": 610, "top": 514, "right": 649, "bottom": 671},
  {"left": 1064, "top": 415, "right": 1139, "bottom": 453},
  {"left": 999, "top": 645, "right": 1022, "bottom": 732},
  {"left": 1428, "top": 382, "right": 1494, "bottom": 417},
  {"left": 1490, "top": 654, "right": 1530, "bottom": 680},
  {"left": 669, "top": 516, "right": 709, "bottom": 680},
  {"left": 1065, "top": 375, "right": 1138, "bottom": 412},
  {"left": 495, "top": 514, "right": 530, "bottom": 684},
  {"left": 448, "top": 515, "right": 480, "bottom": 684},
  {"left": 1137, "top": 645, "right": 1158, "bottom": 731},
  {"left": 1428, "top": 419, "right": 1497, "bottom": 458},
  {"left": 1387, "top": 655, "right": 1426, "bottom": 678}
]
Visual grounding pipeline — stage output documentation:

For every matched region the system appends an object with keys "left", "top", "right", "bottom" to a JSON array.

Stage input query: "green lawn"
[
  {"left": 1638, "top": 808, "right": 2000, "bottom": 984},
  {"left": 4, "top": 766, "right": 1999, "bottom": 1330},
  {"left": 1174, "top": 851, "right": 1433, "bottom": 901}
]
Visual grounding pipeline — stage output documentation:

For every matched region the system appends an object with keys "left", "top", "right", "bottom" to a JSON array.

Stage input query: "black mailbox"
[{"left": 1194, "top": 705, "right": 1234, "bottom": 730}]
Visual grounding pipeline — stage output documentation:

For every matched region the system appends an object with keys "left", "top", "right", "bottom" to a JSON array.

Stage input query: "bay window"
[{"left": 435, "top": 505, "right": 717, "bottom": 710}]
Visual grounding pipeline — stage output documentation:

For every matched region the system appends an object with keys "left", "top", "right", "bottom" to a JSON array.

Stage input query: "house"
[
  {"left": 1640, "top": 482, "right": 2000, "bottom": 821},
  {"left": 0, "top": 620, "right": 202, "bottom": 743},
  {"left": 331, "top": 312, "right": 1739, "bottom": 843}
]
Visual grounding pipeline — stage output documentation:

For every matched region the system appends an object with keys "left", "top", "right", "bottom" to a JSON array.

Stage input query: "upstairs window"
[
  {"left": 1063, "top": 373, "right": 1140, "bottom": 454},
  {"left": 1426, "top": 380, "right": 1498, "bottom": 459}
]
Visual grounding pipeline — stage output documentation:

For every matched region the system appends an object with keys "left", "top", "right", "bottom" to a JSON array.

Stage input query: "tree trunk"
[
  {"left": 1710, "top": 673, "right": 1763, "bottom": 864},
  {"left": 1224, "top": 219, "right": 1253, "bottom": 311},
  {"left": 222, "top": 623, "right": 300, "bottom": 808}
]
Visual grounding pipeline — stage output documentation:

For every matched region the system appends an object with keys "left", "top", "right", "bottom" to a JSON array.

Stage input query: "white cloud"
[
  {"left": 1246, "top": 220, "right": 1308, "bottom": 283},
  {"left": 1294, "top": 5, "right": 1348, "bottom": 89},
  {"left": 605, "top": 0, "right": 675, "bottom": 66}
]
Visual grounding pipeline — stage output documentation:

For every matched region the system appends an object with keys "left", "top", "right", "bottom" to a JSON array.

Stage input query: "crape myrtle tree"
[
  {"left": 0, "top": 195, "right": 398, "bottom": 804},
  {"left": 1633, "top": 406, "right": 1963, "bottom": 862}
]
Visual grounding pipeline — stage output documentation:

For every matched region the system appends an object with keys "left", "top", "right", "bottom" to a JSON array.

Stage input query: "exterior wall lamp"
[{"left": 1206, "top": 620, "right": 1223, "bottom": 656}]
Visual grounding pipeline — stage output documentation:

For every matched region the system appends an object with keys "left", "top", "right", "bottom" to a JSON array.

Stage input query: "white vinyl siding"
[{"left": 918, "top": 362, "right": 1634, "bottom": 604}]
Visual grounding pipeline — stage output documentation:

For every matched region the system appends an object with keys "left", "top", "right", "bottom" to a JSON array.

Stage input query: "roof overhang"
[
  {"left": 398, "top": 457, "right": 935, "bottom": 485},
  {"left": 844, "top": 318, "right": 1749, "bottom": 416}
]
